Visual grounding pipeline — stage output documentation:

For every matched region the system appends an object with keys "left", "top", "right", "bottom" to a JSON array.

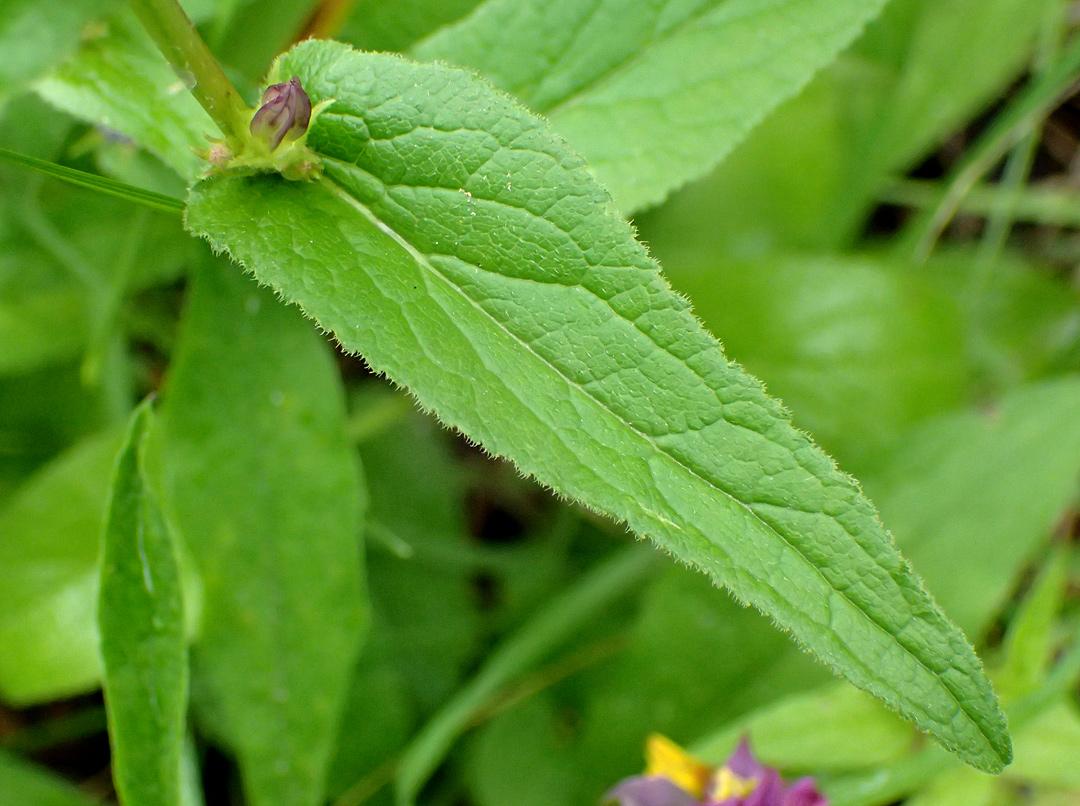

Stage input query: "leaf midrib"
[{"left": 314, "top": 172, "right": 994, "bottom": 758}]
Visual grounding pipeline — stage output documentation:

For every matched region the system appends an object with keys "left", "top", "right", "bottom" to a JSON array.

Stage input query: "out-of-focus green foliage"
[
  {"left": 416, "top": 0, "right": 893, "bottom": 214},
  {"left": 341, "top": 0, "right": 483, "bottom": 53},
  {"left": 0, "top": 752, "right": 102, "bottom": 806},
  {"left": 635, "top": 0, "right": 1061, "bottom": 252},
  {"left": 0, "top": 0, "right": 122, "bottom": 109},
  {"left": 0, "top": 430, "right": 123, "bottom": 703},
  {"left": 36, "top": 11, "right": 215, "bottom": 181}
]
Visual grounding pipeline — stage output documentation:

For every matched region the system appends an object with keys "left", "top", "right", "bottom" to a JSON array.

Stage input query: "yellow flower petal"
[{"left": 644, "top": 734, "right": 712, "bottom": 798}]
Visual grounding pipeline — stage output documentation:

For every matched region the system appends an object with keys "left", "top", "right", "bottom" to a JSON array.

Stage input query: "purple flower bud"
[{"left": 249, "top": 76, "right": 312, "bottom": 150}]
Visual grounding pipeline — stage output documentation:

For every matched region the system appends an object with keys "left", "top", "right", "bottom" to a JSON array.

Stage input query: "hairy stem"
[{"left": 129, "top": 0, "right": 251, "bottom": 149}]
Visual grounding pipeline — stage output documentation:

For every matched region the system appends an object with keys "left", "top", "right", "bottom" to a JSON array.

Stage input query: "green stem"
[{"left": 129, "top": 0, "right": 251, "bottom": 149}]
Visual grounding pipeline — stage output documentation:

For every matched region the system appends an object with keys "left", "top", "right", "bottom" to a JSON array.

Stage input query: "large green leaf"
[
  {"left": 36, "top": 11, "right": 215, "bottom": 182},
  {"left": 99, "top": 402, "right": 187, "bottom": 806},
  {"left": 0, "top": 430, "right": 122, "bottom": 704},
  {"left": 414, "top": 0, "right": 890, "bottom": 213},
  {"left": 158, "top": 258, "right": 367, "bottom": 806},
  {"left": 186, "top": 41, "right": 1010, "bottom": 772}
]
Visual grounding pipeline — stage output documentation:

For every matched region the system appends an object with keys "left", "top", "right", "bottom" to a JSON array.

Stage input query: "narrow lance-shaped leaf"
[
  {"left": 186, "top": 41, "right": 1011, "bottom": 772},
  {"left": 99, "top": 400, "right": 187, "bottom": 806},
  {"left": 159, "top": 258, "right": 367, "bottom": 806},
  {"left": 414, "top": 0, "right": 891, "bottom": 214}
]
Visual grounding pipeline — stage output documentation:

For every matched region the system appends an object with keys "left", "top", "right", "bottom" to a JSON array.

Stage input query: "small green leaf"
[
  {"left": 414, "top": 0, "right": 891, "bottom": 213},
  {"left": 99, "top": 400, "right": 187, "bottom": 806},
  {"left": 325, "top": 641, "right": 413, "bottom": 801},
  {"left": 850, "top": 0, "right": 1061, "bottom": 208},
  {"left": 902, "top": 767, "right": 995, "bottom": 806},
  {"left": 186, "top": 41, "right": 1010, "bottom": 772},
  {"left": 0, "top": 363, "right": 114, "bottom": 503},
  {"left": 35, "top": 11, "right": 215, "bottom": 182},
  {"left": 159, "top": 259, "right": 367, "bottom": 806},
  {"left": 466, "top": 693, "right": 579, "bottom": 806}
]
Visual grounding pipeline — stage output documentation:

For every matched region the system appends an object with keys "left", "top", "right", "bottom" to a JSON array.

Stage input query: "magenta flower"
[
  {"left": 605, "top": 736, "right": 827, "bottom": 806},
  {"left": 249, "top": 76, "right": 312, "bottom": 150}
]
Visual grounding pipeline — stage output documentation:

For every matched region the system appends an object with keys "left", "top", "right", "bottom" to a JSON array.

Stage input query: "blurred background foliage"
[{"left": 2, "top": 0, "right": 1080, "bottom": 805}]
